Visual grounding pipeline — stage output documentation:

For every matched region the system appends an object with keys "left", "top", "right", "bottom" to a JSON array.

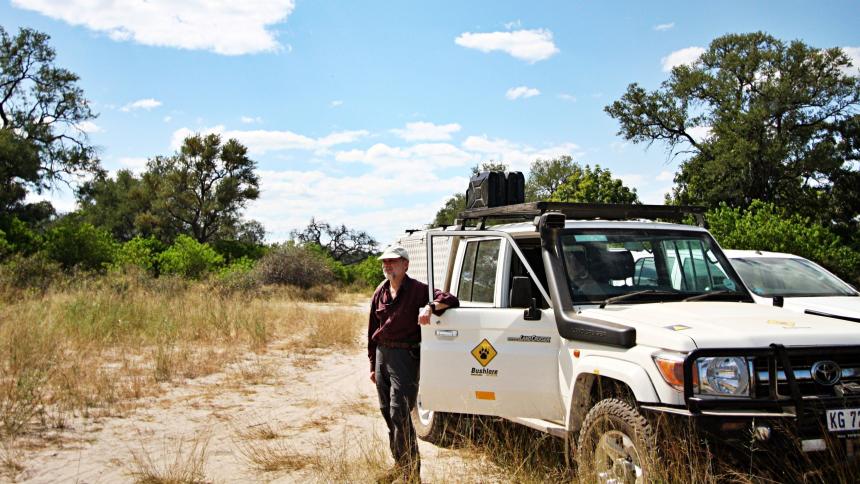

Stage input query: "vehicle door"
[{"left": 419, "top": 232, "right": 564, "bottom": 421}]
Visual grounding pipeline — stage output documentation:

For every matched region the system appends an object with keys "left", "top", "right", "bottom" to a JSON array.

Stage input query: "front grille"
[{"left": 753, "top": 350, "right": 860, "bottom": 398}]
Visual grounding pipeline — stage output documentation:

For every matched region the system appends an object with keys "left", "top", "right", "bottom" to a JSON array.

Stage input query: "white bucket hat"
[{"left": 379, "top": 244, "right": 409, "bottom": 261}]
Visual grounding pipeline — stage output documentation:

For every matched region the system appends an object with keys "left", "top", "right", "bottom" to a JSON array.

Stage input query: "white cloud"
[
  {"left": 121, "top": 98, "right": 162, "bottom": 112},
  {"left": 654, "top": 22, "right": 675, "bottom": 31},
  {"left": 504, "top": 20, "right": 522, "bottom": 30},
  {"left": 75, "top": 120, "right": 102, "bottom": 133},
  {"left": 656, "top": 170, "right": 675, "bottom": 182},
  {"left": 461, "top": 135, "right": 581, "bottom": 173},
  {"left": 330, "top": 100, "right": 344, "bottom": 108},
  {"left": 248, "top": 169, "right": 466, "bottom": 243},
  {"left": 558, "top": 93, "right": 577, "bottom": 102},
  {"left": 455, "top": 29, "right": 559, "bottom": 63},
  {"left": 618, "top": 174, "right": 645, "bottom": 189},
  {"left": 506, "top": 86, "right": 541, "bottom": 100},
  {"left": 170, "top": 126, "right": 369, "bottom": 155},
  {"left": 117, "top": 157, "right": 149, "bottom": 174},
  {"left": 687, "top": 125, "right": 713, "bottom": 143},
  {"left": 842, "top": 46, "right": 860, "bottom": 75},
  {"left": 336, "top": 142, "right": 475, "bottom": 173},
  {"left": 661, "top": 46, "right": 705, "bottom": 72},
  {"left": 609, "top": 141, "right": 629, "bottom": 153},
  {"left": 240, "top": 116, "right": 263, "bottom": 124},
  {"left": 11, "top": 0, "right": 295, "bottom": 56},
  {"left": 391, "top": 122, "right": 462, "bottom": 141},
  {"left": 163, "top": 116, "right": 173, "bottom": 123}
]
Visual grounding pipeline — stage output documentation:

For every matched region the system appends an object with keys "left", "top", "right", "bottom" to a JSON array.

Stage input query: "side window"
[
  {"left": 458, "top": 239, "right": 501, "bottom": 303},
  {"left": 634, "top": 258, "right": 658, "bottom": 286}
]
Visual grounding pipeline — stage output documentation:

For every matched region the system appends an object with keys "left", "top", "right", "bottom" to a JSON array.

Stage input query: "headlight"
[{"left": 695, "top": 357, "right": 750, "bottom": 397}]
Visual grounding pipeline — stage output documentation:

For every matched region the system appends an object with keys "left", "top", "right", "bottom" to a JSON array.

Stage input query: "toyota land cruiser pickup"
[{"left": 397, "top": 202, "right": 860, "bottom": 481}]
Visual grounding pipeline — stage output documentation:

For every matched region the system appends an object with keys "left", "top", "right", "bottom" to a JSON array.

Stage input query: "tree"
[
  {"left": 77, "top": 169, "right": 158, "bottom": 242},
  {"left": 525, "top": 155, "right": 581, "bottom": 201},
  {"left": 0, "top": 27, "right": 100, "bottom": 216},
  {"left": 291, "top": 218, "right": 378, "bottom": 265},
  {"left": 147, "top": 134, "right": 260, "bottom": 243},
  {"left": 549, "top": 164, "right": 640, "bottom": 204},
  {"left": 431, "top": 162, "right": 508, "bottom": 226},
  {"left": 605, "top": 32, "right": 860, "bottom": 232}
]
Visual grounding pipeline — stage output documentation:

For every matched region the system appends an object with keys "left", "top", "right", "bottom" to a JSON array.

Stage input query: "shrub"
[
  {"left": 0, "top": 229, "right": 11, "bottom": 259},
  {"left": 112, "top": 236, "right": 164, "bottom": 274},
  {"left": 707, "top": 200, "right": 860, "bottom": 284},
  {"left": 254, "top": 243, "right": 335, "bottom": 288},
  {"left": 214, "top": 257, "right": 260, "bottom": 295},
  {"left": 304, "top": 243, "right": 353, "bottom": 284},
  {"left": 45, "top": 220, "right": 117, "bottom": 271},
  {"left": 348, "top": 255, "right": 384, "bottom": 288},
  {"left": 0, "top": 216, "right": 43, "bottom": 256},
  {"left": 157, "top": 235, "right": 224, "bottom": 279},
  {"left": 211, "top": 239, "right": 266, "bottom": 264},
  {"left": 0, "top": 253, "right": 64, "bottom": 291}
]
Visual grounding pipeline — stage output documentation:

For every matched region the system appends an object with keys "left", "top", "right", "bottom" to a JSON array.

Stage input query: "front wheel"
[
  {"left": 576, "top": 398, "right": 655, "bottom": 484},
  {"left": 410, "top": 392, "right": 450, "bottom": 445}
]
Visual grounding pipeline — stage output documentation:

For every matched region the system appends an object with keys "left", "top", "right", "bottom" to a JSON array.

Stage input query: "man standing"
[{"left": 368, "top": 244, "right": 459, "bottom": 482}]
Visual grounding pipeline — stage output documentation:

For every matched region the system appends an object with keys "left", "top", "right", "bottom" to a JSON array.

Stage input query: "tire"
[
  {"left": 576, "top": 398, "right": 655, "bottom": 484},
  {"left": 410, "top": 392, "right": 450, "bottom": 445}
]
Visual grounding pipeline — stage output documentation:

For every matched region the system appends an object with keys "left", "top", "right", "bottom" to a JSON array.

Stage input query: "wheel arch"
[{"left": 566, "top": 356, "right": 660, "bottom": 433}]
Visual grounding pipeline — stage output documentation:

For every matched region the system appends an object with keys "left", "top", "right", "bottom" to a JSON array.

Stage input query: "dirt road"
[{"left": 10, "top": 306, "right": 500, "bottom": 483}]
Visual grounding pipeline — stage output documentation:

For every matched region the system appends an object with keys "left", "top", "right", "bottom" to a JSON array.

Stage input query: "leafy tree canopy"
[
  {"left": 548, "top": 163, "right": 640, "bottom": 204},
  {"left": 605, "top": 32, "right": 860, "bottom": 232},
  {"left": 0, "top": 27, "right": 100, "bottom": 216},
  {"left": 78, "top": 134, "right": 261, "bottom": 244}
]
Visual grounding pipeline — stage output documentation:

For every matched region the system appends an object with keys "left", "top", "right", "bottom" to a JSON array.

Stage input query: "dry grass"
[
  {"left": 233, "top": 434, "right": 308, "bottom": 473},
  {"left": 0, "top": 273, "right": 365, "bottom": 440},
  {"left": 439, "top": 414, "right": 860, "bottom": 484},
  {"left": 306, "top": 430, "right": 390, "bottom": 483},
  {"left": 126, "top": 431, "right": 211, "bottom": 484},
  {"left": 1, "top": 437, "right": 25, "bottom": 481}
]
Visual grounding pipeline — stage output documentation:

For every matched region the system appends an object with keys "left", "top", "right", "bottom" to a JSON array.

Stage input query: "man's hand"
[
  {"left": 370, "top": 371, "right": 376, "bottom": 384},
  {"left": 418, "top": 305, "right": 433, "bottom": 325}
]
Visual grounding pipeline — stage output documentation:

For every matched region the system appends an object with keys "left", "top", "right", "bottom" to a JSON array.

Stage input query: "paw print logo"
[{"left": 471, "top": 339, "right": 497, "bottom": 367}]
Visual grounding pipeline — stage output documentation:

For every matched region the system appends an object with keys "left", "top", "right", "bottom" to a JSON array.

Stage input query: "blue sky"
[{"left": 3, "top": 0, "right": 859, "bottom": 244}]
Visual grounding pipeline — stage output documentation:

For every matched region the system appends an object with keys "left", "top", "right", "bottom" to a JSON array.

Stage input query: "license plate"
[{"left": 827, "top": 408, "right": 860, "bottom": 432}]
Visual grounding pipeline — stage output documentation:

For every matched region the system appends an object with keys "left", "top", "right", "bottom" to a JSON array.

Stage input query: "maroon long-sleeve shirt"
[{"left": 367, "top": 274, "right": 459, "bottom": 372}]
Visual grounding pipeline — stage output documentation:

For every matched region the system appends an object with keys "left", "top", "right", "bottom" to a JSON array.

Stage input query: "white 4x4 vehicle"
[{"left": 398, "top": 202, "right": 860, "bottom": 481}]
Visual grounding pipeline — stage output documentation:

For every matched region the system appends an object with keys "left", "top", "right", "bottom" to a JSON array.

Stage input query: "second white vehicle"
[{"left": 724, "top": 249, "right": 860, "bottom": 323}]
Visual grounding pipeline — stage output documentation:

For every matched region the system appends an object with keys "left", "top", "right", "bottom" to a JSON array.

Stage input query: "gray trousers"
[{"left": 375, "top": 345, "right": 420, "bottom": 469}]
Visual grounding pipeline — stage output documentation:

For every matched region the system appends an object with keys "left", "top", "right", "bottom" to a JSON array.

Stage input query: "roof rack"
[{"left": 456, "top": 202, "right": 706, "bottom": 229}]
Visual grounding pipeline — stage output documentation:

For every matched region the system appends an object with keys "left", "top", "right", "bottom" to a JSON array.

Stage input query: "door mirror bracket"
[{"left": 524, "top": 298, "right": 541, "bottom": 321}]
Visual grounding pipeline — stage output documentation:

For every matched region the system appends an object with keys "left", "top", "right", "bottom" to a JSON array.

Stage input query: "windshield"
[
  {"left": 731, "top": 257, "right": 858, "bottom": 297},
  {"left": 560, "top": 229, "right": 746, "bottom": 304}
]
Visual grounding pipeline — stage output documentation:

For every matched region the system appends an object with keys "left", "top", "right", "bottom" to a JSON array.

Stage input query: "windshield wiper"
[
  {"left": 600, "top": 289, "right": 679, "bottom": 308},
  {"left": 682, "top": 290, "right": 741, "bottom": 302}
]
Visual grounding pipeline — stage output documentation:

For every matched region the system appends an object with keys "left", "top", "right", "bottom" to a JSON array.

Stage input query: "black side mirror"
[
  {"left": 773, "top": 296, "right": 784, "bottom": 307},
  {"left": 511, "top": 276, "right": 541, "bottom": 321}
]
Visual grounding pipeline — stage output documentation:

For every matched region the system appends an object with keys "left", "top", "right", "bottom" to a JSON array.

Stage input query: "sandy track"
[{"left": 10, "top": 308, "right": 499, "bottom": 483}]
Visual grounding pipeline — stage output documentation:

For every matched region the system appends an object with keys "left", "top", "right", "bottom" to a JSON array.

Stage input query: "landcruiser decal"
[
  {"left": 471, "top": 339, "right": 497, "bottom": 367},
  {"left": 471, "top": 367, "right": 498, "bottom": 376},
  {"left": 767, "top": 319, "right": 808, "bottom": 329},
  {"left": 506, "top": 334, "right": 551, "bottom": 343},
  {"left": 664, "top": 324, "right": 691, "bottom": 331}
]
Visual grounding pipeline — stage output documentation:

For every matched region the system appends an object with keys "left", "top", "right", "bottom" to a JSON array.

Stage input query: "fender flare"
[{"left": 566, "top": 356, "right": 660, "bottom": 432}]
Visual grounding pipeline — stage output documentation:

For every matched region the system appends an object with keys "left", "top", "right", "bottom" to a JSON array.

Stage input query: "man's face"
[{"left": 382, "top": 257, "right": 408, "bottom": 281}]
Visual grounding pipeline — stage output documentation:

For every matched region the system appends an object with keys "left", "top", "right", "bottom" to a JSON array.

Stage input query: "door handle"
[{"left": 435, "top": 330, "right": 458, "bottom": 338}]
